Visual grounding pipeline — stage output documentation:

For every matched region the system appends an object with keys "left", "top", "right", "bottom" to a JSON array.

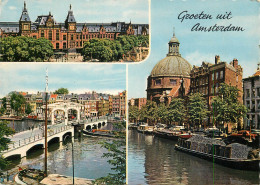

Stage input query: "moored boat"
[{"left": 175, "top": 135, "right": 260, "bottom": 171}]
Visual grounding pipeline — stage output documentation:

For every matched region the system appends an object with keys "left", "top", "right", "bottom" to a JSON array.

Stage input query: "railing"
[{"left": 2, "top": 125, "right": 72, "bottom": 153}]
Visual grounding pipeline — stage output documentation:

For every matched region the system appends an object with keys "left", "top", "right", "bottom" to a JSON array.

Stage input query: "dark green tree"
[
  {"left": 168, "top": 98, "right": 186, "bottom": 125},
  {"left": 143, "top": 100, "right": 158, "bottom": 125},
  {"left": 128, "top": 106, "right": 139, "bottom": 123},
  {"left": 94, "top": 121, "right": 126, "bottom": 184},
  {"left": 0, "top": 121, "right": 15, "bottom": 170},
  {"left": 1, "top": 97, "right": 7, "bottom": 109},
  {"left": 54, "top": 88, "right": 69, "bottom": 95},
  {"left": 156, "top": 103, "right": 169, "bottom": 124},
  {"left": 212, "top": 83, "right": 247, "bottom": 128},
  {"left": 25, "top": 103, "right": 32, "bottom": 115},
  {"left": 188, "top": 93, "right": 209, "bottom": 128},
  {"left": 0, "top": 36, "right": 53, "bottom": 62},
  {"left": 10, "top": 93, "right": 26, "bottom": 116}
]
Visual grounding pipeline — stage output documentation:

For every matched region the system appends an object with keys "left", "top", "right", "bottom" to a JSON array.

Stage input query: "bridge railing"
[{"left": 2, "top": 125, "right": 72, "bottom": 153}]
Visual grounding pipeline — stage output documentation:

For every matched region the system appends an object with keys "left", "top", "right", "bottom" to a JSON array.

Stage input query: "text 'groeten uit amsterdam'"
[{"left": 178, "top": 11, "right": 245, "bottom": 32}]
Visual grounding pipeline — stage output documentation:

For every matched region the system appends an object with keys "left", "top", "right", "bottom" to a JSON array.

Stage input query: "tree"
[
  {"left": 142, "top": 100, "right": 158, "bottom": 125},
  {"left": 188, "top": 93, "right": 209, "bottom": 128},
  {"left": 0, "top": 121, "right": 15, "bottom": 170},
  {"left": 54, "top": 88, "right": 69, "bottom": 95},
  {"left": 10, "top": 93, "right": 26, "bottom": 116},
  {"left": 94, "top": 121, "right": 126, "bottom": 184},
  {"left": 0, "top": 36, "right": 53, "bottom": 62},
  {"left": 128, "top": 106, "right": 139, "bottom": 123},
  {"left": 156, "top": 103, "right": 169, "bottom": 124},
  {"left": 211, "top": 83, "right": 247, "bottom": 128},
  {"left": 168, "top": 98, "right": 186, "bottom": 125},
  {"left": 25, "top": 103, "right": 32, "bottom": 115}
]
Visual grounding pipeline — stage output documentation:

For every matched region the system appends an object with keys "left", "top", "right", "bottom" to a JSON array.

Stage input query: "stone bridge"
[
  {"left": 76, "top": 117, "right": 108, "bottom": 130},
  {"left": 2, "top": 124, "right": 74, "bottom": 159}
]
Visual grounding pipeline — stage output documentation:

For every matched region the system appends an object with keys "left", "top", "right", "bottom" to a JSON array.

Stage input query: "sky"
[
  {"left": 128, "top": 0, "right": 260, "bottom": 99},
  {"left": 0, "top": 64, "right": 126, "bottom": 98},
  {"left": 0, "top": 0, "right": 149, "bottom": 24}
]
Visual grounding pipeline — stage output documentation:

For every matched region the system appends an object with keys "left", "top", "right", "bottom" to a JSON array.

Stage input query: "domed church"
[{"left": 146, "top": 31, "right": 192, "bottom": 104}]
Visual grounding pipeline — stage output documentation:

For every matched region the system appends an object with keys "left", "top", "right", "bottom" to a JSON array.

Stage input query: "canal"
[
  {"left": 3, "top": 122, "right": 119, "bottom": 182},
  {"left": 128, "top": 130, "right": 259, "bottom": 185}
]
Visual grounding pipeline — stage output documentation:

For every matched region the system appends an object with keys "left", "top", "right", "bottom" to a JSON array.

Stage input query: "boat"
[
  {"left": 137, "top": 124, "right": 154, "bottom": 134},
  {"left": 154, "top": 129, "right": 182, "bottom": 140},
  {"left": 82, "top": 129, "right": 116, "bottom": 138},
  {"left": 174, "top": 135, "right": 260, "bottom": 171}
]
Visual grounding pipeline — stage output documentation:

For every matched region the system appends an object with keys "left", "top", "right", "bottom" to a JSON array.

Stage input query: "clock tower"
[
  {"left": 19, "top": 1, "right": 31, "bottom": 34},
  {"left": 65, "top": 4, "right": 76, "bottom": 32}
]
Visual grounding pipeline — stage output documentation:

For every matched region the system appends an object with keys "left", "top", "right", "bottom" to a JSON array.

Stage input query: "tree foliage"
[
  {"left": 0, "top": 121, "right": 15, "bottom": 170},
  {"left": 168, "top": 98, "right": 186, "bottom": 125},
  {"left": 94, "top": 121, "right": 126, "bottom": 184},
  {"left": 188, "top": 93, "right": 209, "bottom": 127},
  {"left": 142, "top": 100, "right": 158, "bottom": 125},
  {"left": 25, "top": 104, "right": 32, "bottom": 115},
  {"left": 156, "top": 103, "right": 169, "bottom": 124},
  {"left": 82, "top": 35, "right": 149, "bottom": 62},
  {"left": 54, "top": 88, "right": 69, "bottom": 95},
  {"left": 128, "top": 106, "right": 139, "bottom": 123},
  {"left": 212, "top": 83, "right": 247, "bottom": 126},
  {"left": 0, "top": 36, "right": 53, "bottom": 62},
  {"left": 10, "top": 93, "right": 26, "bottom": 116}
]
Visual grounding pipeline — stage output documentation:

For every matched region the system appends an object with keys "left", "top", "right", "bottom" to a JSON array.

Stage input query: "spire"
[
  {"left": 24, "top": 1, "right": 26, "bottom": 10},
  {"left": 167, "top": 27, "right": 180, "bottom": 57},
  {"left": 45, "top": 68, "right": 48, "bottom": 93},
  {"left": 65, "top": 3, "right": 76, "bottom": 24},
  {"left": 258, "top": 63, "right": 260, "bottom": 70},
  {"left": 49, "top": 11, "right": 51, "bottom": 16},
  {"left": 70, "top": 4, "right": 72, "bottom": 10},
  {"left": 20, "top": 1, "right": 31, "bottom": 22}
]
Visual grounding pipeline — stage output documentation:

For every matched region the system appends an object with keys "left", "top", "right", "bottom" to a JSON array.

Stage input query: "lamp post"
[{"left": 44, "top": 69, "right": 48, "bottom": 177}]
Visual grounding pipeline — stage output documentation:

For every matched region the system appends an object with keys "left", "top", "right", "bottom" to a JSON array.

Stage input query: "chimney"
[
  {"left": 215, "top": 55, "right": 220, "bottom": 64},
  {"left": 232, "top": 58, "right": 238, "bottom": 69}
]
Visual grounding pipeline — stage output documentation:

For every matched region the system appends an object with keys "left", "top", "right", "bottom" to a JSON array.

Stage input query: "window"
[
  {"left": 212, "top": 73, "right": 214, "bottom": 81},
  {"left": 246, "top": 89, "right": 250, "bottom": 98},
  {"left": 41, "top": 31, "right": 44, "bottom": 38},
  {"left": 63, "top": 42, "right": 66, "bottom": 49},
  {"left": 71, "top": 34, "right": 74, "bottom": 40},
  {"left": 170, "top": 79, "right": 177, "bottom": 85},
  {"left": 211, "top": 86, "right": 214, "bottom": 94},
  {"left": 220, "top": 71, "right": 224, "bottom": 79},
  {"left": 257, "top": 100, "right": 260, "bottom": 109},
  {"left": 48, "top": 31, "right": 52, "bottom": 40},
  {"left": 257, "top": 88, "right": 260, "bottom": 97},
  {"left": 247, "top": 101, "right": 250, "bottom": 109},
  {"left": 215, "top": 83, "right": 219, "bottom": 93},
  {"left": 56, "top": 43, "right": 59, "bottom": 49},
  {"left": 155, "top": 79, "right": 161, "bottom": 85},
  {"left": 63, "top": 35, "right": 66, "bottom": 40},
  {"left": 56, "top": 32, "right": 59, "bottom": 40},
  {"left": 252, "top": 89, "right": 255, "bottom": 98},
  {"left": 206, "top": 87, "right": 208, "bottom": 95}
]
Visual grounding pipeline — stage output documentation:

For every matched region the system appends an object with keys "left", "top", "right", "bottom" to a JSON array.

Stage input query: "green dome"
[{"left": 150, "top": 55, "right": 192, "bottom": 77}]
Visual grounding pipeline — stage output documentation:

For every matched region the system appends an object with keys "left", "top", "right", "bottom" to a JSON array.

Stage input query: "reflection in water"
[
  {"left": 128, "top": 130, "right": 259, "bottom": 185},
  {"left": 5, "top": 136, "right": 115, "bottom": 180}
]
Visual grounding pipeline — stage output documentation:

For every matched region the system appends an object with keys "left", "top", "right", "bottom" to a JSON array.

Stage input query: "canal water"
[
  {"left": 4, "top": 122, "right": 121, "bottom": 181},
  {"left": 128, "top": 130, "right": 259, "bottom": 185}
]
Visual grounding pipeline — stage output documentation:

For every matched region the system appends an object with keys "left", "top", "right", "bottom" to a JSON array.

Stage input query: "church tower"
[{"left": 19, "top": 1, "right": 31, "bottom": 34}]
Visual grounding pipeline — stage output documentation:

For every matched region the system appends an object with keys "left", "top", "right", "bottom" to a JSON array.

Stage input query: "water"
[
  {"left": 3, "top": 122, "right": 122, "bottom": 181},
  {"left": 128, "top": 130, "right": 259, "bottom": 185}
]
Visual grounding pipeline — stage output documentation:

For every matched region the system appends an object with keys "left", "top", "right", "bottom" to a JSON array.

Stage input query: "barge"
[{"left": 175, "top": 135, "right": 260, "bottom": 171}]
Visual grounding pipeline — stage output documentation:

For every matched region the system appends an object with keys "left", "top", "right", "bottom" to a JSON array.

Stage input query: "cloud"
[
  {"left": 8, "top": 6, "right": 17, "bottom": 10},
  {"left": 0, "top": 0, "right": 9, "bottom": 16},
  {"left": 184, "top": 51, "right": 216, "bottom": 66}
]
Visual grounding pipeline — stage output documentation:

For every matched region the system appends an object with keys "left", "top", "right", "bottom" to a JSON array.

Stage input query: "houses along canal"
[{"left": 128, "top": 130, "right": 259, "bottom": 185}]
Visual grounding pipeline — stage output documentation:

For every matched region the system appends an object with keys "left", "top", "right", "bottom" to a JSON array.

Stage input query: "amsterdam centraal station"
[{"left": 0, "top": 2, "right": 149, "bottom": 51}]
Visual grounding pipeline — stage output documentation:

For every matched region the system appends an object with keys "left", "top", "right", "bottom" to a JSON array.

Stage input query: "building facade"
[
  {"left": 146, "top": 32, "right": 192, "bottom": 104},
  {"left": 190, "top": 56, "right": 243, "bottom": 106},
  {"left": 0, "top": 2, "right": 149, "bottom": 51},
  {"left": 243, "top": 64, "right": 260, "bottom": 129}
]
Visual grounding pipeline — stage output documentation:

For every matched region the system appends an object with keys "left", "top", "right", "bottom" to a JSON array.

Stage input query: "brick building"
[
  {"left": 128, "top": 98, "right": 147, "bottom": 109},
  {"left": 0, "top": 2, "right": 149, "bottom": 51},
  {"left": 243, "top": 64, "right": 260, "bottom": 129},
  {"left": 190, "top": 55, "right": 243, "bottom": 106},
  {"left": 146, "top": 32, "right": 192, "bottom": 104}
]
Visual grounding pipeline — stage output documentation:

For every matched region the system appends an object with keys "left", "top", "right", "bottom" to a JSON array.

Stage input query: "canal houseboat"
[
  {"left": 137, "top": 124, "right": 154, "bottom": 134},
  {"left": 175, "top": 135, "right": 260, "bottom": 171}
]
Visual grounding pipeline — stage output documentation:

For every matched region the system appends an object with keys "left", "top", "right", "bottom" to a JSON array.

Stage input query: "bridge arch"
[
  {"left": 98, "top": 123, "right": 102, "bottom": 128},
  {"left": 86, "top": 125, "right": 91, "bottom": 130},
  {"left": 45, "top": 102, "right": 82, "bottom": 125}
]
